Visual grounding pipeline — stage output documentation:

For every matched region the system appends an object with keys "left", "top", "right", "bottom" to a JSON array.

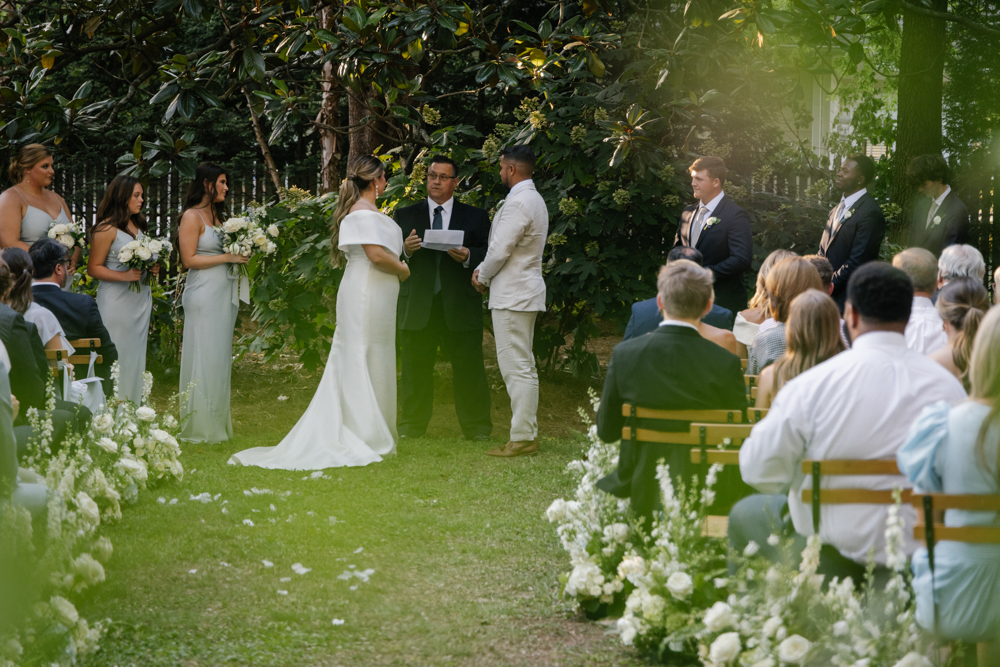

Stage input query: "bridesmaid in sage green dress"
[
  {"left": 0, "top": 144, "right": 82, "bottom": 287},
  {"left": 87, "top": 175, "right": 159, "bottom": 405},
  {"left": 177, "top": 163, "right": 247, "bottom": 443}
]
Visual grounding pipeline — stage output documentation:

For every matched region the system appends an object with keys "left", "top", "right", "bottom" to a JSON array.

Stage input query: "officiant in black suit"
[
  {"left": 906, "top": 153, "right": 969, "bottom": 257},
  {"left": 816, "top": 154, "right": 886, "bottom": 311},
  {"left": 394, "top": 155, "right": 492, "bottom": 441},
  {"left": 672, "top": 156, "right": 753, "bottom": 313}
]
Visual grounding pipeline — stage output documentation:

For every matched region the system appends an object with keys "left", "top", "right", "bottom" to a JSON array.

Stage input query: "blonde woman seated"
[
  {"left": 746, "top": 256, "right": 823, "bottom": 375},
  {"left": 733, "top": 249, "right": 796, "bottom": 357},
  {"left": 0, "top": 247, "right": 72, "bottom": 353},
  {"left": 928, "top": 277, "right": 989, "bottom": 391},
  {"left": 756, "top": 289, "right": 846, "bottom": 409},
  {"left": 898, "top": 306, "right": 1000, "bottom": 661}
]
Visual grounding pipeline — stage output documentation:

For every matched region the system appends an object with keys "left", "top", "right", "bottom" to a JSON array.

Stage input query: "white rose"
[
  {"left": 147, "top": 240, "right": 163, "bottom": 254},
  {"left": 617, "top": 616, "right": 638, "bottom": 646},
  {"left": 52, "top": 223, "right": 68, "bottom": 235},
  {"left": 50, "top": 596, "right": 78, "bottom": 626},
  {"left": 267, "top": 224, "right": 279, "bottom": 237},
  {"left": 92, "top": 536, "right": 113, "bottom": 562},
  {"left": 763, "top": 616, "right": 783, "bottom": 638},
  {"left": 72, "top": 553, "right": 106, "bottom": 586},
  {"left": 253, "top": 233, "right": 268, "bottom": 247},
  {"left": 639, "top": 592, "right": 665, "bottom": 619},
  {"left": 163, "top": 414, "right": 178, "bottom": 429},
  {"left": 118, "top": 248, "right": 134, "bottom": 263},
  {"left": 117, "top": 457, "right": 148, "bottom": 482},
  {"left": 603, "top": 522, "right": 629, "bottom": 543},
  {"left": 892, "top": 654, "right": 933, "bottom": 667},
  {"left": 777, "top": 635, "right": 812, "bottom": 664},
  {"left": 618, "top": 554, "right": 646, "bottom": 582},
  {"left": 744, "top": 540, "right": 760, "bottom": 556},
  {"left": 665, "top": 571, "right": 693, "bottom": 600},
  {"left": 96, "top": 437, "right": 118, "bottom": 454},
  {"left": 545, "top": 498, "right": 567, "bottom": 522},
  {"left": 58, "top": 234, "right": 75, "bottom": 248},
  {"left": 833, "top": 620, "right": 849, "bottom": 636},
  {"left": 708, "top": 632, "right": 741, "bottom": 665},
  {"left": 136, "top": 406, "right": 156, "bottom": 422},
  {"left": 704, "top": 601, "right": 738, "bottom": 633},
  {"left": 92, "top": 413, "right": 114, "bottom": 434},
  {"left": 76, "top": 491, "right": 101, "bottom": 525},
  {"left": 136, "top": 246, "right": 152, "bottom": 261},
  {"left": 264, "top": 241, "right": 277, "bottom": 254}
]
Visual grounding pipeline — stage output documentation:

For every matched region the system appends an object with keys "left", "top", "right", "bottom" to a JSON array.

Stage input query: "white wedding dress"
[{"left": 229, "top": 210, "right": 403, "bottom": 469}]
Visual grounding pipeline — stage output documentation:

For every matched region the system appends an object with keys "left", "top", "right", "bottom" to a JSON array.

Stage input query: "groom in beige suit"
[{"left": 472, "top": 145, "right": 549, "bottom": 457}]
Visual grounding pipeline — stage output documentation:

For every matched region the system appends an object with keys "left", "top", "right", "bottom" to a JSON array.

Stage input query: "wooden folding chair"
[
  {"left": 46, "top": 348, "right": 104, "bottom": 378},
  {"left": 909, "top": 492, "right": 1000, "bottom": 655},
  {"left": 800, "top": 459, "right": 904, "bottom": 531},
  {"left": 68, "top": 338, "right": 101, "bottom": 352},
  {"left": 747, "top": 408, "right": 768, "bottom": 423},
  {"left": 740, "top": 358, "right": 748, "bottom": 372}
]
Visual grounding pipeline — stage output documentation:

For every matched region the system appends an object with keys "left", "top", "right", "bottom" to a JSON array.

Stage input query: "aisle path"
[{"left": 80, "top": 360, "right": 637, "bottom": 667}]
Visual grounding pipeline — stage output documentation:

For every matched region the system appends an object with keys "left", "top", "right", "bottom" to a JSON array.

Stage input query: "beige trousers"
[{"left": 491, "top": 309, "right": 539, "bottom": 442}]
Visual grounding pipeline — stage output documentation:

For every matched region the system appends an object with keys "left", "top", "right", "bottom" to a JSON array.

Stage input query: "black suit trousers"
[{"left": 399, "top": 295, "right": 492, "bottom": 437}]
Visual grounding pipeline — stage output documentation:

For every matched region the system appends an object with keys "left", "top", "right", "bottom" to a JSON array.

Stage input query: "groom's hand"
[
  {"left": 403, "top": 229, "right": 422, "bottom": 256},
  {"left": 447, "top": 246, "right": 470, "bottom": 263},
  {"left": 472, "top": 270, "right": 487, "bottom": 294}
]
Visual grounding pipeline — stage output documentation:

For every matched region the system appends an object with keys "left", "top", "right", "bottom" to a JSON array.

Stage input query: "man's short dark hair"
[
  {"left": 667, "top": 246, "right": 704, "bottom": 267},
  {"left": 846, "top": 153, "right": 876, "bottom": 188},
  {"left": 689, "top": 156, "right": 727, "bottom": 185},
  {"left": 28, "top": 238, "right": 66, "bottom": 279},
  {"left": 846, "top": 262, "right": 913, "bottom": 325},
  {"left": 907, "top": 153, "right": 949, "bottom": 186},
  {"left": 803, "top": 254, "right": 833, "bottom": 288},
  {"left": 428, "top": 154, "right": 458, "bottom": 178},
  {"left": 501, "top": 145, "right": 535, "bottom": 175}
]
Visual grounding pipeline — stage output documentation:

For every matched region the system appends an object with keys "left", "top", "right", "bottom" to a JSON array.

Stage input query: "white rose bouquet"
[
  {"left": 47, "top": 220, "right": 86, "bottom": 250},
  {"left": 219, "top": 214, "right": 278, "bottom": 303},
  {"left": 116, "top": 235, "right": 172, "bottom": 292}
]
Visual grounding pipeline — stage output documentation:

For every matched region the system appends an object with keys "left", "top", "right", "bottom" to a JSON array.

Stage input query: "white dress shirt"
[
  {"left": 926, "top": 185, "right": 951, "bottom": 228},
  {"left": 904, "top": 296, "right": 948, "bottom": 355},
  {"left": 659, "top": 319, "right": 698, "bottom": 331},
  {"left": 839, "top": 188, "right": 867, "bottom": 218},
  {"left": 739, "top": 331, "right": 966, "bottom": 564},
  {"left": 427, "top": 196, "right": 454, "bottom": 230}
]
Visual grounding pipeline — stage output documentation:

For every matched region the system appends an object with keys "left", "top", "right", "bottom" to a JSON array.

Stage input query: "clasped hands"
[{"left": 404, "top": 230, "right": 470, "bottom": 263}]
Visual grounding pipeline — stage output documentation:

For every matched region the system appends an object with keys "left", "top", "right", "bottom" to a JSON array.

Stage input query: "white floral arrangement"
[
  {"left": 220, "top": 215, "right": 279, "bottom": 263},
  {"left": 0, "top": 368, "right": 186, "bottom": 665},
  {"left": 47, "top": 220, "right": 86, "bottom": 250},
  {"left": 116, "top": 236, "right": 172, "bottom": 293}
]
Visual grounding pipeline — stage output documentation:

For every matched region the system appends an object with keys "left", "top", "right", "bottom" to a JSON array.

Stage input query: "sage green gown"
[
  {"left": 179, "top": 225, "right": 238, "bottom": 443},
  {"left": 96, "top": 229, "right": 152, "bottom": 405}
]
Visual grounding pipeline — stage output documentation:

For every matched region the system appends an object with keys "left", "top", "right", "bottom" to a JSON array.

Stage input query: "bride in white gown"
[{"left": 230, "top": 156, "right": 410, "bottom": 469}]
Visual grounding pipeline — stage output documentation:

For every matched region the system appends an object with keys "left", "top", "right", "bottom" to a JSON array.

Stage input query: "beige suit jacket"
[{"left": 476, "top": 181, "right": 549, "bottom": 312}]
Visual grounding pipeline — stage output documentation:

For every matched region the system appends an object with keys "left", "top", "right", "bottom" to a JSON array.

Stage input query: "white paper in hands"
[{"left": 422, "top": 229, "right": 464, "bottom": 251}]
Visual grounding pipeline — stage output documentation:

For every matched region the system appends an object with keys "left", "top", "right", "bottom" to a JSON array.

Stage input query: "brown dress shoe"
[{"left": 484, "top": 440, "right": 538, "bottom": 457}]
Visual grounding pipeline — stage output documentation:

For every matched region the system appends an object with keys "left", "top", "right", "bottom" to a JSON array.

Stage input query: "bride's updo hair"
[
  {"left": 330, "top": 155, "right": 384, "bottom": 269},
  {"left": 9, "top": 144, "right": 52, "bottom": 184}
]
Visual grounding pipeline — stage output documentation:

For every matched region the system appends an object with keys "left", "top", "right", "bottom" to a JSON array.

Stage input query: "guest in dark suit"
[
  {"left": 596, "top": 260, "right": 747, "bottom": 523},
  {"left": 817, "top": 154, "right": 886, "bottom": 311},
  {"left": 672, "top": 156, "right": 753, "bottom": 313},
  {"left": 394, "top": 156, "right": 492, "bottom": 440},
  {"left": 906, "top": 154, "right": 968, "bottom": 257},
  {"left": 29, "top": 238, "right": 118, "bottom": 393},
  {"left": 623, "top": 247, "right": 734, "bottom": 341}
]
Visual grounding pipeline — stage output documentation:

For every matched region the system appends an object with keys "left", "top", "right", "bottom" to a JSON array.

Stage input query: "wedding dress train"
[{"left": 229, "top": 210, "right": 403, "bottom": 469}]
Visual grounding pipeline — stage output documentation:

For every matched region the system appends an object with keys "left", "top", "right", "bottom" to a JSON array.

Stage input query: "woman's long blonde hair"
[
  {"left": 937, "top": 276, "right": 990, "bottom": 391},
  {"left": 764, "top": 256, "right": 823, "bottom": 323},
  {"left": 969, "top": 306, "right": 1000, "bottom": 484},
  {"left": 769, "top": 289, "right": 845, "bottom": 397},
  {"left": 749, "top": 249, "right": 797, "bottom": 312},
  {"left": 330, "top": 155, "right": 384, "bottom": 269}
]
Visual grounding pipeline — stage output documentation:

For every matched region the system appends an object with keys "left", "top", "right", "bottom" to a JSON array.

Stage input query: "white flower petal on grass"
[
  {"left": 251, "top": 487, "right": 272, "bottom": 495},
  {"left": 244, "top": 490, "right": 253, "bottom": 497},
  {"left": 270, "top": 504, "right": 277, "bottom": 512},
  {"left": 277, "top": 590, "right": 288, "bottom": 596},
  {"left": 189, "top": 493, "right": 213, "bottom": 503},
  {"left": 277, "top": 395, "right": 288, "bottom": 401},
  {"left": 157, "top": 497, "right": 166, "bottom": 504},
  {"left": 243, "top": 519, "right": 255, "bottom": 527},
  {"left": 222, "top": 508, "right": 229, "bottom": 515},
  {"left": 291, "top": 563, "right": 312, "bottom": 575},
  {"left": 220, "top": 562, "right": 230, "bottom": 567},
  {"left": 188, "top": 569, "right": 197, "bottom": 574},
  {"left": 213, "top": 494, "right": 221, "bottom": 501},
  {"left": 331, "top": 619, "right": 345, "bottom": 626},
  {"left": 310, "top": 471, "right": 324, "bottom": 479},
  {"left": 354, "top": 547, "right": 364, "bottom": 554},
  {"left": 262, "top": 560, "right": 274, "bottom": 568},
  {"left": 349, "top": 585, "right": 358, "bottom": 591},
  {"left": 169, "top": 498, "right": 178, "bottom": 505},
  {"left": 280, "top": 577, "right": 291, "bottom": 583}
]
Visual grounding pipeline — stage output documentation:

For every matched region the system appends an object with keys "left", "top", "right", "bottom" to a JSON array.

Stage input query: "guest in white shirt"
[
  {"left": 730, "top": 262, "right": 966, "bottom": 582},
  {"left": 928, "top": 277, "right": 989, "bottom": 391},
  {"left": 473, "top": 146, "right": 549, "bottom": 458},
  {"left": 891, "top": 248, "right": 947, "bottom": 354}
]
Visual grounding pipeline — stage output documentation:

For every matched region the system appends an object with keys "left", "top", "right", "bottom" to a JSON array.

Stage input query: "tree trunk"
[
  {"left": 315, "top": 3, "right": 341, "bottom": 194},
  {"left": 890, "top": 0, "right": 947, "bottom": 241},
  {"left": 347, "top": 89, "right": 377, "bottom": 163},
  {"left": 244, "top": 88, "right": 283, "bottom": 197}
]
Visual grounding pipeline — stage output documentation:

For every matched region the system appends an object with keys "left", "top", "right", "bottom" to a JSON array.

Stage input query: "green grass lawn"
[{"left": 78, "top": 358, "right": 640, "bottom": 667}]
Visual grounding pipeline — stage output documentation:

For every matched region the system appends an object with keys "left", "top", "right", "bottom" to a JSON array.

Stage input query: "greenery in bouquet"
[
  {"left": 116, "top": 236, "right": 172, "bottom": 293},
  {"left": 47, "top": 221, "right": 86, "bottom": 252}
]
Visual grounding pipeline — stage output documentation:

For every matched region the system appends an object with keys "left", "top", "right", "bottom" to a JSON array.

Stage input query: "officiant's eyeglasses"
[{"left": 427, "top": 173, "right": 457, "bottom": 182}]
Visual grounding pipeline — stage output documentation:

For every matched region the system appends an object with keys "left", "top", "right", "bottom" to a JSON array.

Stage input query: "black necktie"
[{"left": 433, "top": 206, "right": 443, "bottom": 294}]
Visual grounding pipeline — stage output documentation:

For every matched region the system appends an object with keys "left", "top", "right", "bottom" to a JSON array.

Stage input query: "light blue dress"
[
  {"left": 10, "top": 187, "right": 75, "bottom": 291},
  {"left": 179, "top": 225, "right": 238, "bottom": 443},
  {"left": 96, "top": 229, "right": 152, "bottom": 405},
  {"left": 898, "top": 400, "right": 1000, "bottom": 642}
]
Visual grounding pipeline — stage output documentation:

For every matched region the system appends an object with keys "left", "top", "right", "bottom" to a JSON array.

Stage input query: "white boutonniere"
[
  {"left": 842, "top": 209, "right": 853, "bottom": 221},
  {"left": 932, "top": 215, "right": 942, "bottom": 226},
  {"left": 704, "top": 216, "right": 721, "bottom": 230}
]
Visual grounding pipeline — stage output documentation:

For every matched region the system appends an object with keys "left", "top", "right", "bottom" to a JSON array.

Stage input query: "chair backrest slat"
[
  {"left": 802, "top": 488, "right": 909, "bottom": 505},
  {"left": 689, "top": 449, "right": 740, "bottom": 466},
  {"left": 909, "top": 493, "right": 1000, "bottom": 512},
  {"left": 743, "top": 375, "right": 758, "bottom": 388},
  {"left": 800, "top": 459, "right": 901, "bottom": 476},
  {"left": 622, "top": 424, "right": 753, "bottom": 446},
  {"left": 800, "top": 458, "right": 906, "bottom": 532},
  {"left": 914, "top": 525, "right": 1000, "bottom": 545},
  {"left": 620, "top": 405, "right": 743, "bottom": 423},
  {"left": 747, "top": 408, "right": 768, "bottom": 423},
  {"left": 67, "top": 338, "right": 100, "bottom": 350}
]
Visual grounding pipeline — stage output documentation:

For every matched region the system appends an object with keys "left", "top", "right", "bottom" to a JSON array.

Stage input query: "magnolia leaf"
[
  {"left": 587, "top": 52, "right": 605, "bottom": 78},
  {"left": 41, "top": 54, "right": 55, "bottom": 69}
]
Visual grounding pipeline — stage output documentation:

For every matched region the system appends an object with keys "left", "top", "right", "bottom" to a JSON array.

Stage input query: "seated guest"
[
  {"left": 928, "top": 277, "right": 989, "bottom": 391},
  {"left": 29, "top": 238, "right": 117, "bottom": 393},
  {"left": 731, "top": 263, "right": 966, "bottom": 582},
  {"left": 623, "top": 246, "right": 734, "bottom": 340},
  {"left": 596, "top": 260, "right": 747, "bottom": 523},
  {"left": 897, "top": 306, "right": 1000, "bottom": 651},
  {"left": 0, "top": 341, "right": 47, "bottom": 522},
  {"left": 934, "top": 243, "right": 985, "bottom": 303},
  {"left": 1, "top": 248, "right": 72, "bottom": 352},
  {"left": 892, "top": 248, "right": 948, "bottom": 354},
  {"left": 734, "top": 249, "right": 796, "bottom": 356},
  {"left": 756, "top": 289, "right": 845, "bottom": 410},
  {"left": 746, "top": 257, "right": 822, "bottom": 375},
  {"left": 804, "top": 254, "right": 850, "bottom": 348}
]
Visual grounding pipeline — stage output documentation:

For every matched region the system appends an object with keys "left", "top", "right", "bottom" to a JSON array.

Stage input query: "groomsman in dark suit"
[
  {"left": 817, "top": 154, "right": 886, "bottom": 311},
  {"left": 394, "top": 156, "right": 492, "bottom": 440},
  {"left": 673, "top": 156, "right": 753, "bottom": 313},
  {"left": 906, "top": 153, "right": 969, "bottom": 257}
]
